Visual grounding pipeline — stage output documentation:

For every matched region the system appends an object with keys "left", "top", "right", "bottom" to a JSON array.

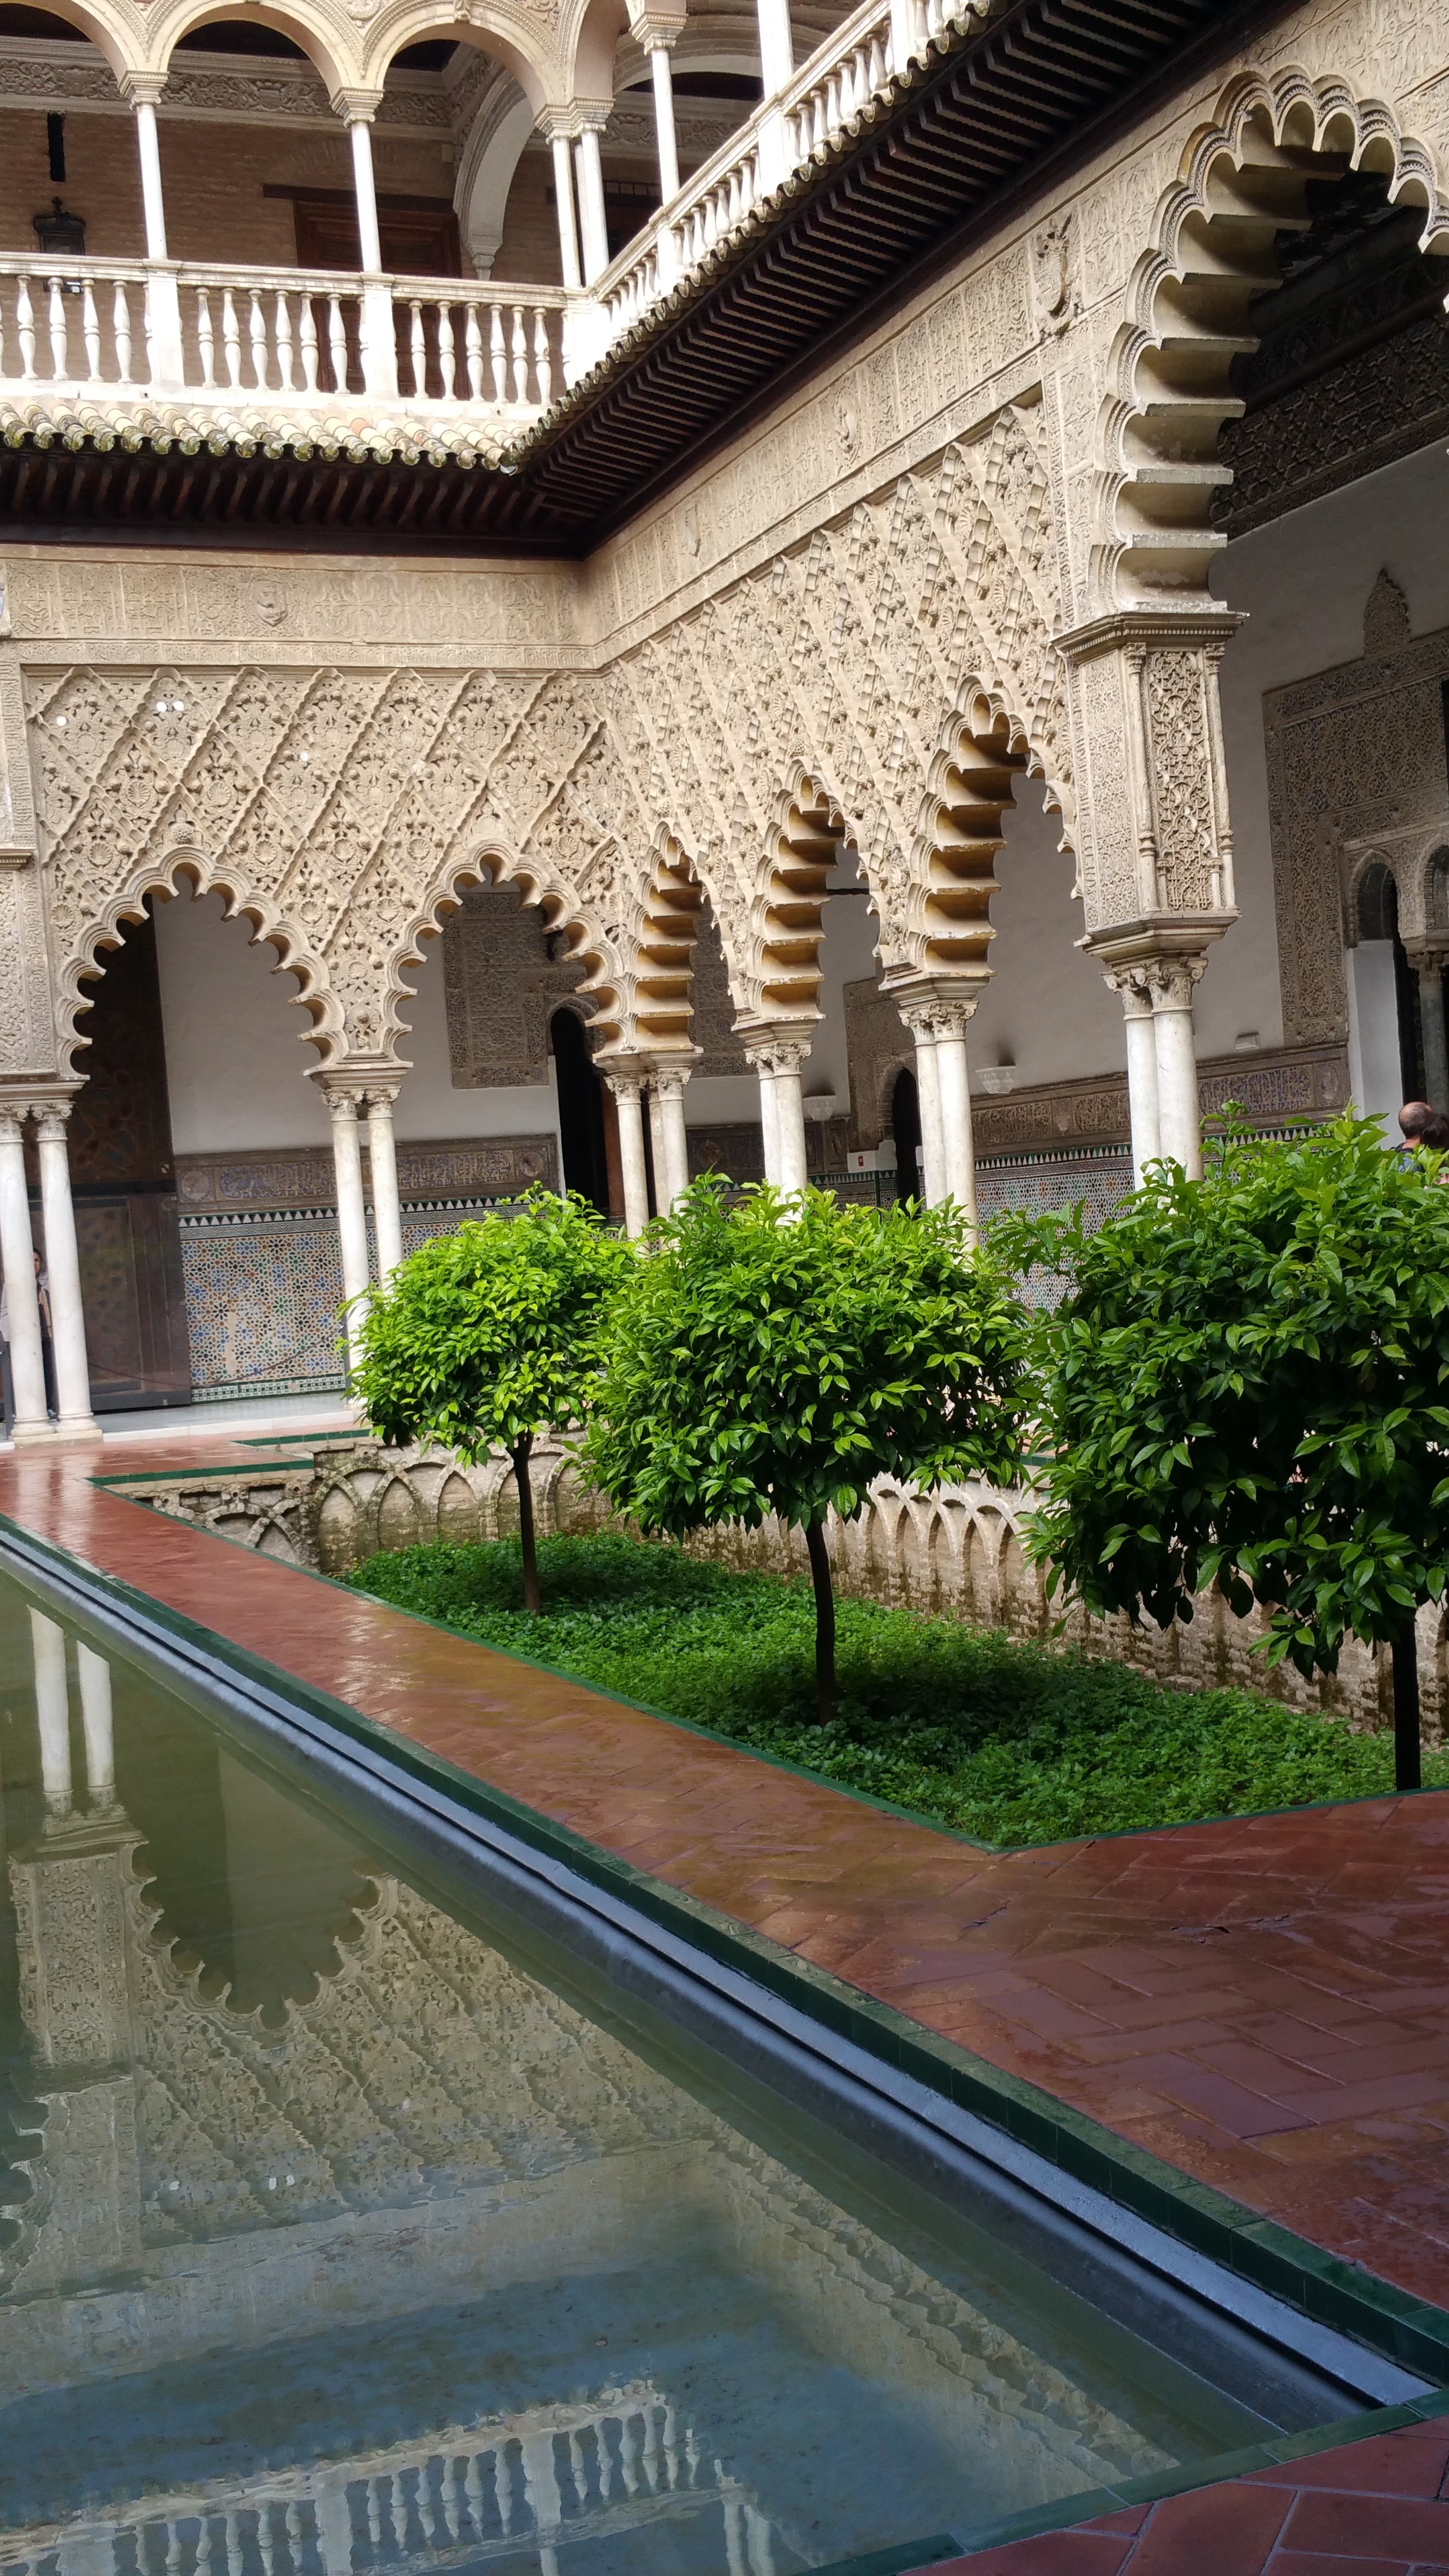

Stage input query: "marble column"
[
  {"left": 76, "top": 1643, "right": 115, "bottom": 1808},
  {"left": 325, "top": 1089, "right": 372, "bottom": 1372},
  {"left": 547, "top": 126, "right": 584, "bottom": 291},
  {"left": 1416, "top": 958, "right": 1449, "bottom": 1112},
  {"left": 366, "top": 1089, "right": 404, "bottom": 1287},
  {"left": 1149, "top": 957, "right": 1206, "bottom": 1180},
  {"left": 931, "top": 1000, "right": 979, "bottom": 1234},
  {"left": 574, "top": 120, "right": 611, "bottom": 284},
  {"left": 899, "top": 1010, "right": 946, "bottom": 1205},
  {"left": 131, "top": 88, "right": 169, "bottom": 259},
  {"left": 745, "top": 1038, "right": 809, "bottom": 1195},
  {"left": 755, "top": 0, "right": 794, "bottom": 92},
  {"left": 646, "top": 1083, "right": 669, "bottom": 1217},
  {"left": 1105, "top": 966, "right": 1162, "bottom": 1187},
  {"left": 30, "top": 1609, "right": 71, "bottom": 1815},
  {"left": 0, "top": 1105, "right": 48, "bottom": 1440},
  {"left": 605, "top": 1074, "right": 650, "bottom": 1236},
  {"left": 346, "top": 108, "right": 384, "bottom": 272},
  {"left": 33, "top": 1101, "right": 99, "bottom": 1438},
  {"left": 654, "top": 1064, "right": 692, "bottom": 1208},
  {"left": 645, "top": 37, "right": 681, "bottom": 201}
]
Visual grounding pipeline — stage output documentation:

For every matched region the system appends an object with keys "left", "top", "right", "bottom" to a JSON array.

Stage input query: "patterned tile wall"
[{"left": 180, "top": 1197, "right": 519, "bottom": 1401}]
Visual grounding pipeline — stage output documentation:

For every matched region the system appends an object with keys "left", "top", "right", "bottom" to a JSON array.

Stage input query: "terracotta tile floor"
[
  {"left": 931, "top": 2421, "right": 1449, "bottom": 2571},
  {"left": 9, "top": 1435, "right": 1449, "bottom": 2317}
]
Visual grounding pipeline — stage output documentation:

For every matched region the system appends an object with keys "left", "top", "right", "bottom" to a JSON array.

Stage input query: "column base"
[
  {"left": 54, "top": 1413, "right": 103, "bottom": 1443},
  {"left": 9, "top": 1418, "right": 59, "bottom": 1445}
]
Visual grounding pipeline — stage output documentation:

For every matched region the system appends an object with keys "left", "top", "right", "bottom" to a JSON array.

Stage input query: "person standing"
[{"left": 1398, "top": 1101, "right": 1449, "bottom": 1157}]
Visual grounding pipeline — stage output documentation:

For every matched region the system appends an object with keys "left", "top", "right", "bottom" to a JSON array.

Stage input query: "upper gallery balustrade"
[{"left": 0, "top": 0, "right": 987, "bottom": 449}]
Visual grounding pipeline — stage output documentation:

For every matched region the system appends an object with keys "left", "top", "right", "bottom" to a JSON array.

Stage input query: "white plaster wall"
[
  {"left": 153, "top": 887, "right": 329, "bottom": 1153},
  {"left": 1211, "top": 438, "right": 1449, "bottom": 1061},
  {"left": 963, "top": 789, "right": 1123, "bottom": 1088}
]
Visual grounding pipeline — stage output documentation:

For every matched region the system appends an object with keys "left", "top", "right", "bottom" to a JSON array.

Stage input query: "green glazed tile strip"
[
  {"left": 6, "top": 1508, "right": 1449, "bottom": 2392},
  {"left": 809, "top": 2538, "right": 961, "bottom": 2576}
]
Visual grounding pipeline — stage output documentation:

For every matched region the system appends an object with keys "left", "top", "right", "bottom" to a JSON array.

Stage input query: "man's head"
[{"left": 1400, "top": 1100, "right": 1449, "bottom": 1147}]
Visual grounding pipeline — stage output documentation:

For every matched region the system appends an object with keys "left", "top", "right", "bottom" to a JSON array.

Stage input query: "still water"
[{"left": 0, "top": 1567, "right": 1357, "bottom": 2575}]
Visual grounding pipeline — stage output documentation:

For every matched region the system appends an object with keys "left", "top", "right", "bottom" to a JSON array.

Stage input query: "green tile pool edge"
[
  {"left": 6, "top": 1513, "right": 1449, "bottom": 2387},
  {"left": 6, "top": 1508, "right": 1449, "bottom": 2570}
]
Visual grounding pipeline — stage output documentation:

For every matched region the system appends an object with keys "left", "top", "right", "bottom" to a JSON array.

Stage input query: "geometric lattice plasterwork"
[
  {"left": 24, "top": 402, "right": 1072, "bottom": 1067},
  {"left": 608, "top": 399, "right": 1072, "bottom": 1004},
  {"left": 25, "top": 663, "right": 646, "bottom": 1072}
]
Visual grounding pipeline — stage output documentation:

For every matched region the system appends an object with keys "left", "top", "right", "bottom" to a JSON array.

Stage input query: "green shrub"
[{"left": 349, "top": 1533, "right": 1444, "bottom": 1847}]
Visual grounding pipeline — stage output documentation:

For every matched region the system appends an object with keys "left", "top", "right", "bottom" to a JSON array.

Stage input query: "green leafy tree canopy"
[
  {"left": 1001, "top": 1116, "right": 1449, "bottom": 1788},
  {"left": 588, "top": 1181, "right": 1030, "bottom": 1719},
  {"left": 355, "top": 1188, "right": 633, "bottom": 1610}
]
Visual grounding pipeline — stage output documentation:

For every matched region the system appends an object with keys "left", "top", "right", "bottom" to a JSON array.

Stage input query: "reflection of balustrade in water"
[{"left": 0, "top": 2391, "right": 782, "bottom": 2576}]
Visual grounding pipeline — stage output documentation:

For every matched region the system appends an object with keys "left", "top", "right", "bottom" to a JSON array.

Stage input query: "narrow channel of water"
[{"left": 0, "top": 1566, "right": 1368, "bottom": 2574}]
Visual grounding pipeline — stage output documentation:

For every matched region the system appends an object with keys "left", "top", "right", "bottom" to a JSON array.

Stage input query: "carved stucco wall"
[
  {"left": 10, "top": 0, "right": 1449, "bottom": 1082},
  {"left": 1265, "top": 591, "right": 1449, "bottom": 1048}
]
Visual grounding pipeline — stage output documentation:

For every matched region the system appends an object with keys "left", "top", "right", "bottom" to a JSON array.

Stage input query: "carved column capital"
[
  {"left": 651, "top": 1063, "right": 692, "bottom": 1103},
  {"left": 742, "top": 1036, "right": 811, "bottom": 1079},
  {"left": 330, "top": 84, "right": 385, "bottom": 126}
]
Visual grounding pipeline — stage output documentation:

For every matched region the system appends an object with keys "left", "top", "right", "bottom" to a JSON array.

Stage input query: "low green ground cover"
[{"left": 349, "top": 1533, "right": 1448, "bottom": 1846}]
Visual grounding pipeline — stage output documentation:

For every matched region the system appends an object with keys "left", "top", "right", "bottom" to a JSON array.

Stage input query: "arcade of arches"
[{"left": 5, "top": 6, "right": 1449, "bottom": 1433}]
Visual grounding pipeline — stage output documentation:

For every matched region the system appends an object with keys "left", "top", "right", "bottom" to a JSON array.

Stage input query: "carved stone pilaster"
[{"left": 1057, "top": 609, "right": 1242, "bottom": 950}]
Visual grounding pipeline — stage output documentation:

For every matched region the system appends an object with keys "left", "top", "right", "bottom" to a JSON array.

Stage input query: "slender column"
[
  {"left": 1106, "top": 968, "right": 1161, "bottom": 1187},
  {"left": 746, "top": 1039, "right": 809, "bottom": 1196},
  {"left": 1149, "top": 958, "right": 1207, "bottom": 1180},
  {"left": 76, "top": 1643, "right": 115, "bottom": 1808},
  {"left": 33, "top": 1101, "right": 98, "bottom": 1438},
  {"left": 30, "top": 1609, "right": 71, "bottom": 1816},
  {"left": 325, "top": 1089, "right": 373, "bottom": 1372},
  {"left": 1416, "top": 959, "right": 1449, "bottom": 1112},
  {"left": 646, "top": 38, "right": 681, "bottom": 202},
  {"left": 646, "top": 1084, "right": 669, "bottom": 1217},
  {"left": 756, "top": 0, "right": 794, "bottom": 94},
  {"left": 931, "top": 1002, "right": 980, "bottom": 1236},
  {"left": 654, "top": 1064, "right": 692, "bottom": 1208},
  {"left": 606, "top": 1074, "right": 650, "bottom": 1235},
  {"left": 365, "top": 1090, "right": 404, "bottom": 1287},
  {"left": 131, "top": 91, "right": 168, "bottom": 259},
  {"left": 547, "top": 128, "right": 584, "bottom": 291},
  {"left": 574, "top": 120, "right": 610, "bottom": 284},
  {"left": 900, "top": 1011, "right": 946, "bottom": 1205},
  {"left": 346, "top": 110, "right": 383, "bottom": 273},
  {"left": 0, "top": 1107, "right": 48, "bottom": 1440}
]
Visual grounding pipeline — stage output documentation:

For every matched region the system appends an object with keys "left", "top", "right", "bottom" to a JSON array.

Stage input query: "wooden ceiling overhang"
[{"left": 0, "top": 0, "right": 1287, "bottom": 553}]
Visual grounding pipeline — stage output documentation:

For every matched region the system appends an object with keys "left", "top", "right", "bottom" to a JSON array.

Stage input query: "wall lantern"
[{"left": 33, "top": 197, "right": 87, "bottom": 257}]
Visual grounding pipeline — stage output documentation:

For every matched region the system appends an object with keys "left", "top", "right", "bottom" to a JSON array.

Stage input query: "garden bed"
[{"left": 349, "top": 1534, "right": 1446, "bottom": 1846}]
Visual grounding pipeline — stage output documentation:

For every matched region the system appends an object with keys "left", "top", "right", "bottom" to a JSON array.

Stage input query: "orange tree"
[
  {"left": 1001, "top": 1117, "right": 1449, "bottom": 1792},
  {"left": 587, "top": 1180, "right": 1029, "bottom": 1723},
  {"left": 354, "top": 1189, "right": 633, "bottom": 1612}
]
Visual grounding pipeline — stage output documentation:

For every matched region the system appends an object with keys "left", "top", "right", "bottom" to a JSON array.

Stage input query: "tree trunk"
[
  {"left": 1391, "top": 1623, "right": 1422, "bottom": 1794},
  {"left": 804, "top": 1514, "right": 837, "bottom": 1725},
  {"left": 513, "top": 1434, "right": 540, "bottom": 1613}
]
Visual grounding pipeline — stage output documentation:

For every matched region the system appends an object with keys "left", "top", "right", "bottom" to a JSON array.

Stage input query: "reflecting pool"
[{"left": 0, "top": 1567, "right": 1360, "bottom": 2574}]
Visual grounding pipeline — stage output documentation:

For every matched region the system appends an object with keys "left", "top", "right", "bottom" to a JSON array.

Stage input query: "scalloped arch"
[
  {"left": 384, "top": 837, "right": 629, "bottom": 1057},
  {"left": 1095, "top": 66, "right": 1449, "bottom": 611},
  {"left": 630, "top": 827, "right": 755, "bottom": 1058},
  {"left": 893, "top": 679, "right": 1070, "bottom": 978},
  {"left": 58, "top": 849, "right": 341, "bottom": 1078},
  {"left": 748, "top": 766, "right": 851, "bottom": 1027}
]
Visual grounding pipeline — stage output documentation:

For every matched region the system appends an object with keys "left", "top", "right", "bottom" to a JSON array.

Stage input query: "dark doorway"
[
  {"left": 65, "top": 905, "right": 192, "bottom": 1411},
  {"left": 890, "top": 1067, "right": 922, "bottom": 1205},
  {"left": 1358, "top": 862, "right": 1425, "bottom": 1105},
  {"left": 551, "top": 1010, "right": 609, "bottom": 1212}
]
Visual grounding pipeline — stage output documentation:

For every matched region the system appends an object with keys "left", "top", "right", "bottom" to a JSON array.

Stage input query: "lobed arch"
[
  {"left": 749, "top": 767, "right": 852, "bottom": 1027},
  {"left": 899, "top": 683, "right": 1067, "bottom": 980},
  {"left": 630, "top": 829, "right": 754, "bottom": 1059},
  {"left": 386, "top": 839, "right": 628, "bottom": 1060},
  {"left": 1096, "top": 68, "right": 1449, "bottom": 612},
  {"left": 1346, "top": 839, "right": 1449, "bottom": 950},
  {"left": 59, "top": 850, "right": 339, "bottom": 1079}
]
